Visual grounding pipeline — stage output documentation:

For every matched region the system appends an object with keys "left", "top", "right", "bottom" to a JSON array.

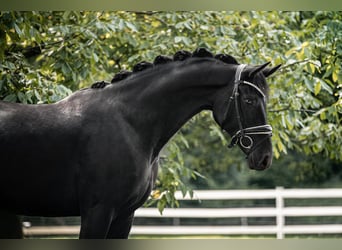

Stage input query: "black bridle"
[{"left": 222, "top": 64, "right": 272, "bottom": 155}]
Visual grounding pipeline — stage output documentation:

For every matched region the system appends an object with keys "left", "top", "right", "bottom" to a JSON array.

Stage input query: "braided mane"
[{"left": 91, "top": 48, "right": 239, "bottom": 89}]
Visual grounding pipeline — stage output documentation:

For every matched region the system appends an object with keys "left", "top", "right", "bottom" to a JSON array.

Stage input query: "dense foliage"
[{"left": 1, "top": 11, "right": 341, "bottom": 212}]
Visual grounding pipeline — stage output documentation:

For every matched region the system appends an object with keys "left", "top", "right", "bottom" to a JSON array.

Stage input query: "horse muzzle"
[{"left": 248, "top": 150, "right": 273, "bottom": 171}]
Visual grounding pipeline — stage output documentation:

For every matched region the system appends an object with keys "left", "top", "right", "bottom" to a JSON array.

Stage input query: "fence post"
[{"left": 275, "top": 186, "right": 284, "bottom": 239}]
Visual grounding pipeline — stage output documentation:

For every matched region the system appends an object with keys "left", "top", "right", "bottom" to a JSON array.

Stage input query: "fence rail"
[{"left": 23, "top": 187, "right": 342, "bottom": 239}]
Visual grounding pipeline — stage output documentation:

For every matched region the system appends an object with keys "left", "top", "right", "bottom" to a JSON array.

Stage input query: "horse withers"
[{"left": 0, "top": 48, "right": 280, "bottom": 238}]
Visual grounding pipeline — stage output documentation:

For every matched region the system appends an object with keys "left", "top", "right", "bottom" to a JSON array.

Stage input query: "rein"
[{"left": 222, "top": 64, "right": 272, "bottom": 155}]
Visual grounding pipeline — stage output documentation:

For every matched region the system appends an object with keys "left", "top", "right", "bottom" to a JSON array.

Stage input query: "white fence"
[{"left": 23, "top": 187, "right": 342, "bottom": 239}]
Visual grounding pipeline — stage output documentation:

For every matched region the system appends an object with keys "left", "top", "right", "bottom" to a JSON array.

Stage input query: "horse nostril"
[
  {"left": 248, "top": 153, "right": 272, "bottom": 171},
  {"left": 261, "top": 154, "right": 270, "bottom": 168}
]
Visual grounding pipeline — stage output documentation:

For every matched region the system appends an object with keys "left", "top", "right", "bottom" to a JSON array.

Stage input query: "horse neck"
[{"left": 113, "top": 60, "right": 234, "bottom": 158}]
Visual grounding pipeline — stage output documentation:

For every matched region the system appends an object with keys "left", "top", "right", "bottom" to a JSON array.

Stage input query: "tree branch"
[
  {"left": 280, "top": 59, "right": 321, "bottom": 71},
  {"left": 127, "top": 11, "right": 163, "bottom": 16},
  {"left": 268, "top": 106, "right": 318, "bottom": 113}
]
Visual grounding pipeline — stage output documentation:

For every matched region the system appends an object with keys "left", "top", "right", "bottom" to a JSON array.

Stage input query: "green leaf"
[
  {"left": 17, "top": 91, "right": 27, "bottom": 104},
  {"left": 93, "top": 53, "right": 99, "bottom": 63},
  {"left": 125, "top": 21, "right": 138, "bottom": 32},
  {"left": 34, "top": 89, "right": 41, "bottom": 101},
  {"left": 318, "top": 78, "right": 333, "bottom": 94},
  {"left": 304, "top": 78, "right": 314, "bottom": 93},
  {"left": 0, "top": 79, "right": 4, "bottom": 91},
  {"left": 179, "top": 135, "right": 189, "bottom": 148},
  {"left": 174, "top": 36, "right": 182, "bottom": 43},
  {"left": 62, "top": 11, "right": 71, "bottom": 20},
  {"left": 314, "top": 81, "right": 321, "bottom": 95},
  {"left": 157, "top": 197, "right": 166, "bottom": 214},
  {"left": 118, "top": 19, "right": 125, "bottom": 30},
  {"left": 180, "top": 185, "right": 187, "bottom": 197},
  {"left": 285, "top": 114, "right": 294, "bottom": 131},
  {"left": 3, "top": 94, "right": 17, "bottom": 102},
  {"left": 332, "top": 70, "right": 338, "bottom": 83},
  {"left": 13, "top": 23, "right": 23, "bottom": 37}
]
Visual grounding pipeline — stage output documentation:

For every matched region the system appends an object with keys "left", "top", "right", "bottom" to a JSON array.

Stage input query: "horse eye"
[{"left": 244, "top": 98, "right": 255, "bottom": 105}]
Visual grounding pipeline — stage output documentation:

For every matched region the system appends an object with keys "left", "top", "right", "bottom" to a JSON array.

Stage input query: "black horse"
[{"left": 0, "top": 48, "right": 280, "bottom": 238}]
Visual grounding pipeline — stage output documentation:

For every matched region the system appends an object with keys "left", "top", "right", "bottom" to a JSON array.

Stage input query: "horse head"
[{"left": 213, "top": 62, "right": 281, "bottom": 171}]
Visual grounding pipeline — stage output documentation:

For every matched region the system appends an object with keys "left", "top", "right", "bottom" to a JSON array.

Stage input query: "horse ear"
[
  {"left": 248, "top": 62, "right": 271, "bottom": 78},
  {"left": 262, "top": 64, "right": 282, "bottom": 77}
]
